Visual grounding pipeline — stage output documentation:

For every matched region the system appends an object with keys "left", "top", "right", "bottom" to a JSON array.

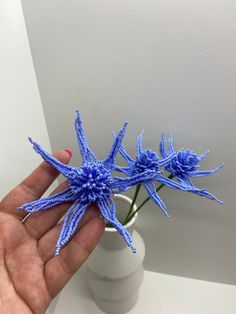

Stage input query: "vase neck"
[{"left": 99, "top": 221, "right": 136, "bottom": 250}]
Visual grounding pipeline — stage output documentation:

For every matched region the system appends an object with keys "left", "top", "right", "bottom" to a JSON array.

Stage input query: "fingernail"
[{"left": 64, "top": 149, "right": 73, "bottom": 157}]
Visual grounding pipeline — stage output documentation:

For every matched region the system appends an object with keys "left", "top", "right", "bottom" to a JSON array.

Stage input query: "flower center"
[
  {"left": 68, "top": 162, "right": 112, "bottom": 204},
  {"left": 134, "top": 149, "right": 160, "bottom": 173},
  {"left": 166, "top": 149, "right": 199, "bottom": 176}
]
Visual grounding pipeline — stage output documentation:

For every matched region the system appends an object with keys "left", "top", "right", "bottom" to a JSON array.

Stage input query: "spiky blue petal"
[
  {"left": 74, "top": 111, "right": 97, "bottom": 164},
  {"left": 143, "top": 182, "right": 169, "bottom": 217},
  {"left": 168, "top": 132, "right": 175, "bottom": 154},
  {"left": 104, "top": 196, "right": 117, "bottom": 219},
  {"left": 197, "top": 150, "right": 210, "bottom": 162},
  {"left": 114, "top": 166, "right": 133, "bottom": 176},
  {"left": 137, "top": 130, "right": 144, "bottom": 157},
  {"left": 112, "top": 171, "right": 156, "bottom": 192},
  {"left": 177, "top": 175, "right": 195, "bottom": 188},
  {"left": 159, "top": 133, "right": 168, "bottom": 158},
  {"left": 55, "top": 200, "right": 87, "bottom": 256},
  {"left": 28, "top": 137, "right": 73, "bottom": 177},
  {"left": 191, "top": 188, "right": 223, "bottom": 204},
  {"left": 103, "top": 122, "right": 127, "bottom": 169},
  {"left": 97, "top": 197, "right": 136, "bottom": 253},
  {"left": 112, "top": 131, "right": 134, "bottom": 166},
  {"left": 119, "top": 144, "right": 134, "bottom": 165},
  {"left": 158, "top": 152, "right": 176, "bottom": 166},
  {"left": 156, "top": 174, "right": 187, "bottom": 192},
  {"left": 177, "top": 176, "right": 223, "bottom": 204},
  {"left": 18, "top": 188, "right": 75, "bottom": 213},
  {"left": 188, "top": 163, "right": 224, "bottom": 177}
]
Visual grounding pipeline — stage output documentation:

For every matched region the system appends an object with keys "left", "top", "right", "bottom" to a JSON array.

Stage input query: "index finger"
[{"left": 0, "top": 149, "right": 72, "bottom": 220}]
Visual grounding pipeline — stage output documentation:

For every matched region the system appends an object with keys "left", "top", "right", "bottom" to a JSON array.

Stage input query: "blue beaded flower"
[
  {"left": 159, "top": 133, "right": 224, "bottom": 204},
  {"left": 114, "top": 131, "right": 188, "bottom": 217},
  {"left": 17, "top": 112, "right": 151, "bottom": 255}
]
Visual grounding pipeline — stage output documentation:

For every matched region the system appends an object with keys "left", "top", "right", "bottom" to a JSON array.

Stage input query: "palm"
[
  {"left": 0, "top": 151, "right": 104, "bottom": 314},
  {"left": 0, "top": 212, "right": 50, "bottom": 313}
]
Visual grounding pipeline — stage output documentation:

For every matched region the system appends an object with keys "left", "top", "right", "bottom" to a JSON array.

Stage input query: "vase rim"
[{"left": 105, "top": 193, "right": 138, "bottom": 232}]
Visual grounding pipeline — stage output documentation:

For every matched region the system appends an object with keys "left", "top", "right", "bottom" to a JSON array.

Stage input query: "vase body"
[{"left": 87, "top": 194, "right": 145, "bottom": 314}]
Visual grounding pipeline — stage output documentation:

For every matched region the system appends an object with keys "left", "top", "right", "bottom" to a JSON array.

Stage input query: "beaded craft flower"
[
  {"left": 17, "top": 112, "right": 152, "bottom": 255},
  {"left": 114, "top": 131, "right": 188, "bottom": 217},
  {"left": 159, "top": 133, "right": 224, "bottom": 204},
  {"left": 17, "top": 111, "right": 224, "bottom": 256}
]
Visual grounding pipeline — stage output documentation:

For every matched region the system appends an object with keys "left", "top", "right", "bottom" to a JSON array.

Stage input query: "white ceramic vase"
[{"left": 87, "top": 194, "right": 145, "bottom": 314}]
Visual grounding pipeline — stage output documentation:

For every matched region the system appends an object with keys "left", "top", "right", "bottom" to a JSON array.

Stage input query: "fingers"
[
  {"left": 44, "top": 215, "right": 105, "bottom": 298},
  {"left": 0, "top": 150, "right": 72, "bottom": 220}
]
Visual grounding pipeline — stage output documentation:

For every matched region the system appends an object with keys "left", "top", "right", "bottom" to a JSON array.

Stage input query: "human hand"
[{"left": 0, "top": 150, "right": 105, "bottom": 314}]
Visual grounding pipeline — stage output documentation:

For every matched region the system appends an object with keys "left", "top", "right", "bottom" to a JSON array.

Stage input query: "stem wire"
[{"left": 123, "top": 184, "right": 141, "bottom": 225}]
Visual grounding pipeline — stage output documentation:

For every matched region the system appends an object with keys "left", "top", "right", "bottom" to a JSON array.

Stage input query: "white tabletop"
[{"left": 51, "top": 266, "right": 236, "bottom": 314}]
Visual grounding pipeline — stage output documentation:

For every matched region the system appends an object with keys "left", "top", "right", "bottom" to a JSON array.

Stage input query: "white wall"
[
  {"left": 0, "top": 1, "right": 55, "bottom": 198},
  {"left": 0, "top": 2, "right": 57, "bottom": 312},
  {"left": 21, "top": 0, "right": 236, "bottom": 284}
]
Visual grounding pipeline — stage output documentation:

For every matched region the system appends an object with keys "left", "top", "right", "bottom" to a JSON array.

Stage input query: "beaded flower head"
[
  {"left": 17, "top": 111, "right": 151, "bottom": 255},
  {"left": 159, "top": 133, "right": 224, "bottom": 203}
]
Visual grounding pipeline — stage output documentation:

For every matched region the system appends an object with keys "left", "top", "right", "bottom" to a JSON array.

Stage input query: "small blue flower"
[
  {"left": 159, "top": 133, "right": 224, "bottom": 204},
  {"left": 17, "top": 111, "right": 148, "bottom": 255},
  {"left": 114, "top": 131, "right": 188, "bottom": 217}
]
